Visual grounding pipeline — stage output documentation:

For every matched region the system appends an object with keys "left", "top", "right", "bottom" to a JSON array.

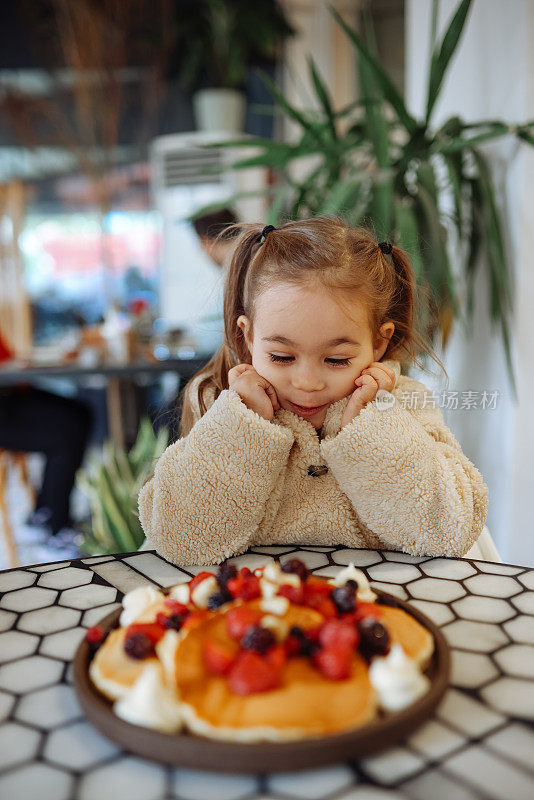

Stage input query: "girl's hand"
[
  {"left": 340, "top": 362, "right": 397, "bottom": 429},
  {"left": 228, "top": 364, "right": 281, "bottom": 422}
]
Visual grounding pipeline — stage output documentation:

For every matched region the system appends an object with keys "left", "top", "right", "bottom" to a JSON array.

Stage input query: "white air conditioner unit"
[{"left": 150, "top": 131, "right": 267, "bottom": 352}]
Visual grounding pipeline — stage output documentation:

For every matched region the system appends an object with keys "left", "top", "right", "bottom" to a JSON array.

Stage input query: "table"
[
  {"left": 0, "top": 545, "right": 533, "bottom": 800},
  {"left": 0, "top": 355, "right": 212, "bottom": 448}
]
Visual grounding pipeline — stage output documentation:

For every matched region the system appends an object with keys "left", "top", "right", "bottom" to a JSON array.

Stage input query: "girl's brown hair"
[{"left": 178, "top": 216, "right": 446, "bottom": 437}]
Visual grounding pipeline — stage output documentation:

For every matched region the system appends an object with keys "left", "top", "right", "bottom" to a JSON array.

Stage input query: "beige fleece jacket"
[{"left": 138, "top": 359, "right": 489, "bottom": 566}]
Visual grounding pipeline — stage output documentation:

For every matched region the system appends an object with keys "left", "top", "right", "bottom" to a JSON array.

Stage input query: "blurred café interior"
[{"left": 0, "top": 0, "right": 532, "bottom": 570}]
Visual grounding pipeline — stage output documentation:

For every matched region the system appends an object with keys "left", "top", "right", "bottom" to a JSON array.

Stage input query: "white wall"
[{"left": 405, "top": 0, "right": 534, "bottom": 565}]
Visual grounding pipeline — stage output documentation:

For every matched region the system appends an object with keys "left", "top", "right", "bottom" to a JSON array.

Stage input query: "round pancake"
[
  {"left": 377, "top": 605, "right": 434, "bottom": 669},
  {"left": 174, "top": 601, "right": 377, "bottom": 741},
  {"left": 90, "top": 599, "right": 167, "bottom": 700}
]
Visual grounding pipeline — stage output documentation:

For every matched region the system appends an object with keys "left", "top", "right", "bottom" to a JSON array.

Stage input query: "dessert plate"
[{"left": 73, "top": 589, "right": 450, "bottom": 773}]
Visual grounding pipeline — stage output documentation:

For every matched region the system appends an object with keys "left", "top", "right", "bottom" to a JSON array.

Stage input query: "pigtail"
[
  {"left": 381, "top": 244, "right": 446, "bottom": 378},
  {"left": 178, "top": 226, "right": 263, "bottom": 438}
]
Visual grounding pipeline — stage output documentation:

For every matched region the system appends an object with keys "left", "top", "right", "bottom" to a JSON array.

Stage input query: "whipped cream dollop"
[
  {"left": 328, "top": 563, "right": 377, "bottom": 602},
  {"left": 155, "top": 629, "right": 182, "bottom": 686},
  {"left": 119, "top": 586, "right": 165, "bottom": 626},
  {"left": 260, "top": 562, "right": 300, "bottom": 599},
  {"left": 191, "top": 575, "right": 218, "bottom": 608},
  {"left": 260, "top": 596, "right": 290, "bottom": 616},
  {"left": 368, "top": 643, "right": 430, "bottom": 712},
  {"left": 168, "top": 582, "right": 190, "bottom": 604},
  {"left": 114, "top": 663, "right": 183, "bottom": 733}
]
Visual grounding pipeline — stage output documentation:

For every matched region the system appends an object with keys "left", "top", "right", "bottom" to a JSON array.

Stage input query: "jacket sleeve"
[
  {"left": 320, "top": 379, "right": 489, "bottom": 558},
  {"left": 138, "top": 389, "right": 294, "bottom": 565}
]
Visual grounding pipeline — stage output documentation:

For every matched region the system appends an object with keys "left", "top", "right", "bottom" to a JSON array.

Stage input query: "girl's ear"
[
  {"left": 237, "top": 315, "right": 253, "bottom": 353},
  {"left": 373, "top": 321, "right": 395, "bottom": 361}
]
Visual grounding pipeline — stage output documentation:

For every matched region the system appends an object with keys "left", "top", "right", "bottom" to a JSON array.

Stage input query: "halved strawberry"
[
  {"left": 225, "top": 606, "right": 262, "bottom": 641},
  {"left": 85, "top": 625, "right": 105, "bottom": 644},
  {"left": 305, "top": 593, "right": 337, "bottom": 619},
  {"left": 313, "top": 646, "right": 353, "bottom": 680},
  {"left": 277, "top": 583, "right": 305, "bottom": 604},
  {"left": 352, "top": 602, "right": 383, "bottom": 622},
  {"left": 126, "top": 621, "right": 165, "bottom": 644},
  {"left": 265, "top": 643, "right": 287, "bottom": 672},
  {"left": 164, "top": 597, "right": 189, "bottom": 615},
  {"left": 227, "top": 650, "right": 281, "bottom": 695},
  {"left": 189, "top": 571, "right": 215, "bottom": 592},
  {"left": 227, "top": 573, "right": 261, "bottom": 600},
  {"left": 319, "top": 619, "right": 359, "bottom": 650},
  {"left": 203, "top": 640, "right": 237, "bottom": 676}
]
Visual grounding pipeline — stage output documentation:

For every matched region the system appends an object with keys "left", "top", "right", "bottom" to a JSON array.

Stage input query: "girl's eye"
[{"left": 268, "top": 354, "right": 351, "bottom": 367}]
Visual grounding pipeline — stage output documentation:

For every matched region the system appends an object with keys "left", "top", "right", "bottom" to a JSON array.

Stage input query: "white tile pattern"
[{"left": 0, "top": 545, "right": 533, "bottom": 799}]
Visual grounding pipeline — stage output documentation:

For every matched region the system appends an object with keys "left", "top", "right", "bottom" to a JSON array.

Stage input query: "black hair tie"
[
  {"left": 259, "top": 224, "right": 276, "bottom": 244},
  {"left": 378, "top": 241, "right": 393, "bottom": 255}
]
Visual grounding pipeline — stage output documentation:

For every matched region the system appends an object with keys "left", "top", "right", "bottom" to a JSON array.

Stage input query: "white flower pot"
[{"left": 192, "top": 88, "right": 246, "bottom": 134}]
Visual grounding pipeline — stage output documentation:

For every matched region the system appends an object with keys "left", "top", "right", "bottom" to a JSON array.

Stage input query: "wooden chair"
[{"left": 0, "top": 450, "right": 36, "bottom": 568}]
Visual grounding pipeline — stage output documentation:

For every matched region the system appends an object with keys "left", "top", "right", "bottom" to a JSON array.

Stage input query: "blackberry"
[
  {"left": 216, "top": 563, "right": 238, "bottom": 588},
  {"left": 357, "top": 618, "right": 390, "bottom": 661},
  {"left": 240, "top": 625, "right": 276, "bottom": 654},
  {"left": 207, "top": 588, "right": 233, "bottom": 610},
  {"left": 288, "top": 625, "right": 318, "bottom": 656},
  {"left": 331, "top": 583, "right": 357, "bottom": 614},
  {"left": 124, "top": 632, "right": 154, "bottom": 660},
  {"left": 281, "top": 558, "right": 309, "bottom": 582},
  {"left": 165, "top": 613, "right": 186, "bottom": 630}
]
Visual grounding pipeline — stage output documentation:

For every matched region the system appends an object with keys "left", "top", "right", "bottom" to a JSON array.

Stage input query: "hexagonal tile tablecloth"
[{"left": 1, "top": 546, "right": 534, "bottom": 800}]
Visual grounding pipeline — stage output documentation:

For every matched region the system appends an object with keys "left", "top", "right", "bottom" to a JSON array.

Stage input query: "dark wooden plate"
[{"left": 73, "top": 589, "right": 450, "bottom": 773}]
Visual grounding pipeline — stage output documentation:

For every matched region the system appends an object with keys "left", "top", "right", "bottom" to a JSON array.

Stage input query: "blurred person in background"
[
  {"left": 0, "top": 329, "right": 93, "bottom": 552},
  {"left": 192, "top": 208, "right": 238, "bottom": 269}
]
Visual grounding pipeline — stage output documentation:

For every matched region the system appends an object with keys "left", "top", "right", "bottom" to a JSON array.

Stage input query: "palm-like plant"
[{"left": 203, "top": 0, "right": 534, "bottom": 396}]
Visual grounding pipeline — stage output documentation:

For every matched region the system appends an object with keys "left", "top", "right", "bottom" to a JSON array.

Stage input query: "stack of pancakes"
[{"left": 89, "top": 566, "right": 434, "bottom": 741}]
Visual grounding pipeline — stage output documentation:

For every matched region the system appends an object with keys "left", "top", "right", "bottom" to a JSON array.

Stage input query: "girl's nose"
[{"left": 292, "top": 369, "right": 326, "bottom": 393}]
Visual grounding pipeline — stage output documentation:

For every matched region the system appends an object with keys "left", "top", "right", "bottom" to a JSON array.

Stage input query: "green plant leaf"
[
  {"left": 426, "top": 0, "right": 473, "bottom": 123},
  {"left": 307, "top": 57, "right": 337, "bottom": 139},
  {"left": 393, "top": 198, "right": 424, "bottom": 281},
  {"left": 330, "top": 5, "right": 418, "bottom": 135}
]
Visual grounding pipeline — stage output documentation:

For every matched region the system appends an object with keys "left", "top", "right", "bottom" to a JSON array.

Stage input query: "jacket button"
[{"left": 308, "top": 465, "right": 329, "bottom": 477}]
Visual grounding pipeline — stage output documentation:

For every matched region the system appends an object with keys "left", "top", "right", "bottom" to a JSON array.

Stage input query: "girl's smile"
[{"left": 237, "top": 282, "right": 395, "bottom": 429}]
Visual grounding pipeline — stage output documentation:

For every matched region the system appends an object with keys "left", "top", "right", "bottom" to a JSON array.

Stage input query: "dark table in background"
[{"left": 0, "top": 355, "right": 212, "bottom": 448}]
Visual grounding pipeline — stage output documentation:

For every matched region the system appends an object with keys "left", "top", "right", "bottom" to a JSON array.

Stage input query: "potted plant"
[
  {"left": 171, "top": 0, "right": 294, "bottom": 133},
  {"left": 76, "top": 418, "right": 169, "bottom": 555},
  {"left": 202, "top": 0, "right": 534, "bottom": 397}
]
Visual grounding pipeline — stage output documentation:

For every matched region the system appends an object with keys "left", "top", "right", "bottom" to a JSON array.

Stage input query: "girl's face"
[{"left": 237, "top": 282, "right": 395, "bottom": 430}]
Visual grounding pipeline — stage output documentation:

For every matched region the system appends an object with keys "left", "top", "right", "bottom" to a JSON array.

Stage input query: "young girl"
[{"left": 139, "top": 217, "right": 488, "bottom": 566}]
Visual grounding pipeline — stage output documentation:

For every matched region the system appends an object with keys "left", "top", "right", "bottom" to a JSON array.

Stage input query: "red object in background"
[
  {"left": 128, "top": 297, "right": 150, "bottom": 316},
  {"left": 0, "top": 332, "right": 14, "bottom": 363}
]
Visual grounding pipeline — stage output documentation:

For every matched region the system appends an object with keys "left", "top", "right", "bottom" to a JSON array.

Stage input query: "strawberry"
[
  {"left": 86, "top": 625, "right": 105, "bottom": 644},
  {"left": 353, "top": 602, "right": 383, "bottom": 622},
  {"left": 305, "top": 593, "right": 337, "bottom": 619},
  {"left": 277, "top": 583, "right": 305, "bottom": 604},
  {"left": 265, "top": 644, "right": 287, "bottom": 672},
  {"left": 319, "top": 619, "right": 359, "bottom": 650},
  {"left": 126, "top": 621, "right": 165, "bottom": 644},
  {"left": 189, "top": 571, "right": 215, "bottom": 592},
  {"left": 203, "top": 640, "right": 237, "bottom": 676},
  {"left": 164, "top": 598, "right": 189, "bottom": 615},
  {"left": 227, "top": 572, "right": 261, "bottom": 600},
  {"left": 225, "top": 606, "right": 262, "bottom": 641},
  {"left": 314, "top": 646, "right": 353, "bottom": 680},
  {"left": 228, "top": 650, "right": 281, "bottom": 695}
]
